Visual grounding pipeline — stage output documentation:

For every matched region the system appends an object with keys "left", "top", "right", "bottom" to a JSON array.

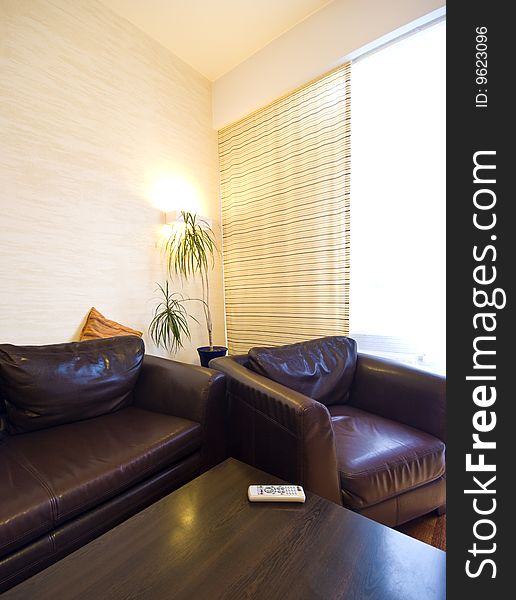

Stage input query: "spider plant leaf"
[{"left": 149, "top": 281, "right": 191, "bottom": 352}]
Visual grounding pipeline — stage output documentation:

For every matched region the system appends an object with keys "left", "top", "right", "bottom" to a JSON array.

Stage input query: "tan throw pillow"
[{"left": 80, "top": 307, "right": 142, "bottom": 341}]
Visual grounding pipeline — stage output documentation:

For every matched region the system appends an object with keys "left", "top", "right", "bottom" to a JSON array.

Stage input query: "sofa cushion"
[
  {"left": 248, "top": 336, "right": 357, "bottom": 406},
  {"left": 0, "top": 407, "right": 201, "bottom": 557},
  {"left": 0, "top": 406, "right": 6, "bottom": 441},
  {"left": 0, "top": 336, "right": 144, "bottom": 433},
  {"left": 0, "top": 451, "right": 54, "bottom": 558},
  {"left": 80, "top": 307, "right": 142, "bottom": 341},
  {"left": 329, "top": 405, "right": 445, "bottom": 509}
]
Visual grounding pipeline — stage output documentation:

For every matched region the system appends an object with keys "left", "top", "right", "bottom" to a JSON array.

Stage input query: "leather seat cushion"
[
  {"left": 0, "top": 407, "right": 201, "bottom": 557},
  {"left": 330, "top": 405, "right": 445, "bottom": 509},
  {"left": 0, "top": 451, "right": 54, "bottom": 557}
]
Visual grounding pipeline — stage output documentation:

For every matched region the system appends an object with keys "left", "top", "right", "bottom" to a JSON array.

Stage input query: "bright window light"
[{"left": 350, "top": 20, "right": 446, "bottom": 374}]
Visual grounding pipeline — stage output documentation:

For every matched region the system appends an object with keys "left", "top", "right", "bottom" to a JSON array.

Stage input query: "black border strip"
[{"left": 447, "top": 2, "right": 513, "bottom": 596}]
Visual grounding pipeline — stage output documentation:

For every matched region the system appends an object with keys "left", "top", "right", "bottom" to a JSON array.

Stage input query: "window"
[
  {"left": 350, "top": 21, "right": 446, "bottom": 374},
  {"left": 219, "top": 64, "right": 351, "bottom": 354}
]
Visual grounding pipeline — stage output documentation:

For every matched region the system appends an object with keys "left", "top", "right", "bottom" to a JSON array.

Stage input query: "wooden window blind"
[{"left": 219, "top": 63, "right": 351, "bottom": 355}]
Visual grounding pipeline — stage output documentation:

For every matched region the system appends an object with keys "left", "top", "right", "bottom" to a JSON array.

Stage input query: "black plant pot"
[{"left": 197, "top": 346, "right": 228, "bottom": 367}]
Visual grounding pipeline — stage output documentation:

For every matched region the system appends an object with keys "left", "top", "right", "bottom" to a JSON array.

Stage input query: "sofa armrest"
[
  {"left": 348, "top": 354, "right": 446, "bottom": 442},
  {"left": 133, "top": 355, "right": 227, "bottom": 470},
  {"left": 210, "top": 356, "right": 342, "bottom": 505}
]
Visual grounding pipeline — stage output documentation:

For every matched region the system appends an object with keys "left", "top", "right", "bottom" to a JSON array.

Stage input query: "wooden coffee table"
[{"left": 3, "top": 458, "right": 445, "bottom": 599}]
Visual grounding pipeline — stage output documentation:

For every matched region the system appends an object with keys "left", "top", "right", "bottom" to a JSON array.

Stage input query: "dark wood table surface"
[{"left": 3, "top": 458, "right": 445, "bottom": 600}]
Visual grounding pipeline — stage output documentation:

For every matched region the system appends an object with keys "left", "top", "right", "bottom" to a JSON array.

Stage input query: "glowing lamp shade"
[{"left": 148, "top": 175, "right": 201, "bottom": 214}]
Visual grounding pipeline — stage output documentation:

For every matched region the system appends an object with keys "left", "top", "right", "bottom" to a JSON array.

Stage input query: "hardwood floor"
[{"left": 397, "top": 513, "right": 446, "bottom": 551}]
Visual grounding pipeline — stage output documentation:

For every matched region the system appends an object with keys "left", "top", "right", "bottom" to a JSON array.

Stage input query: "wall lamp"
[{"left": 164, "top": 210, "right": 213, "bottom": 229}]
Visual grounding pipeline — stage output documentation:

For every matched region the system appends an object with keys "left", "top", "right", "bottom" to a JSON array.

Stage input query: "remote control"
[{"left": 248, "top": 484, "right": 306, "bottom": 503}]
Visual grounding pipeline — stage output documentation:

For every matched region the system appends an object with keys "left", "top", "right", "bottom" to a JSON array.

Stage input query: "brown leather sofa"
[
  {"left": 0, "top": 337, "right": 226, "bottom": 593},
  {"left": 210, "top": 336, "right": 445, "bottom": 527}
]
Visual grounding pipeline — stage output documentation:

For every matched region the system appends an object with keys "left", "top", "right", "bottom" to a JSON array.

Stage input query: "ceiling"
[{"left": 101, "top": 0, "right": 332, "bottom": 81}]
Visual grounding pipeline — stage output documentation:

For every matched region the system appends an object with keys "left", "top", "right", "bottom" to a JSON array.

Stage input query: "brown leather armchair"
[{"left": 210, "top": 336, "right": 445, "bottom": 527}]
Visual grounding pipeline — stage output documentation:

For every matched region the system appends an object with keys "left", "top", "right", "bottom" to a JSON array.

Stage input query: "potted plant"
[
  {"left": 163, "top": 211, "right": 227, "bottom": 367},
  {"left": 149, "top": 281, "right": 191, "bottom": 353}
]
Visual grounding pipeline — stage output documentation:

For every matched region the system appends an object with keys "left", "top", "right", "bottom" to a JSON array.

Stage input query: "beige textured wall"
[{"left": 0, "top": 0, "right": 225, "bottom": 363}]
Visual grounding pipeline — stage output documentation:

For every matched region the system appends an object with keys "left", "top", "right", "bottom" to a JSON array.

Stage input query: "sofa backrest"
[
  {"left": 247, "top": 336, "right": 357, "bottom": 406},
  {"left": 0, "top": 336, "right": 144, "bottom": 434}
]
